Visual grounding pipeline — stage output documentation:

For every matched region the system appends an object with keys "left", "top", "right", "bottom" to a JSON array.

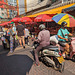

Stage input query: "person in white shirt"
[{"left": 25, "top": 27, "right": 30, "bottom": 45}]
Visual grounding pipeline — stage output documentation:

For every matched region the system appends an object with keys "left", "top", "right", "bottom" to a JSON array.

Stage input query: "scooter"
[
  {"left": 59, "top": 37, "right": 75, "bottom": 61},
  {"left": 33, "top": 41, "right": 65, "bottom": 72}
]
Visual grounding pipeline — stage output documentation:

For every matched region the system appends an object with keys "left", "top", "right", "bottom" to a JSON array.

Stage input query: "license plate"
[{"left": 57, "top": 56, "right": 64, "bottom": 63}]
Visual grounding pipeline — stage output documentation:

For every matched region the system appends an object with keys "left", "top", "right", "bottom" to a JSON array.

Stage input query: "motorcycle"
[
  {"left": 59, "top": 37, "right": 75, "bottom": 61},
  {"left": 33, "top": 41, "right": 65, "bottom": 72}
]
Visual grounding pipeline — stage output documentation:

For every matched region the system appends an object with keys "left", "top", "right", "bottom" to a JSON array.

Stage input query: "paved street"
[{"left": 0, "top": 40, "right": 75, "bottom": 75}]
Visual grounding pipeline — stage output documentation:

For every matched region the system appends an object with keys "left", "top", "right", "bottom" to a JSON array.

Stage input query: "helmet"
[
  {"left": 39, "top": 24, "right": 45, "bottom": 30},
  {"left": 61, "top": 22, "right": 67, "bottom": 27}
]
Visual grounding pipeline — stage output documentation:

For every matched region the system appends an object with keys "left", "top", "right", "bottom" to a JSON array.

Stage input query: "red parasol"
[
  {"left": 0, "top": 1, "right": 8, "bottom": 5},
  {"left": 0, "top": 21, "right": 11, "bottom": 26},
  {"left": 34, "top": 14, "right": 55, "bottom": 22},
  {"left": 20, "top": 17, "right": 35, "bottom": 22},
  {"left": 11, "top": 17, "right": 21, "bottom": 22}
]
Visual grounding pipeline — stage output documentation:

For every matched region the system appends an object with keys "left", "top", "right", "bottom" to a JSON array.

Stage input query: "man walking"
[{"left": 16, "top": 22, "right": 25, "bottom": 48}]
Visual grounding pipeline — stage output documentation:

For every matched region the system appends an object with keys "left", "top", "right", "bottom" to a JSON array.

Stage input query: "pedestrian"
[
  {"left": 34, "top": 24, "right": 50, "bottom": 66},
  {"left": 6, "top": 25, "right": 14, "bottom": 53},
  {"left": 16, "top": 22, "right": 25, "bottom": 48},
  {"left": 24, "top": 26, "right": 30, "bottom": 45}
]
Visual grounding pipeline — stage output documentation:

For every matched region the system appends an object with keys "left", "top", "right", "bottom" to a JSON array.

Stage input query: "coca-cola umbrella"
[
  {"left": 34, "top": 14, "right": 55, "bottom": 22},
  {"left": 25, "top": 21, "right": 37, "bottom": 25},
  {"left": 11, "top": 17, "right": 21, "bottom": 22},
  {"left": 24, "top": 22, "right": 31, "bottom": 25},
  {"left": 20, "top": 17, "right": 35, "bottom": 22}
]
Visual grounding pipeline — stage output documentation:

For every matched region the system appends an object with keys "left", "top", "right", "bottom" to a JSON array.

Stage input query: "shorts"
[
  {"left": 58, "top": 41, "right": 67, "bottom": 47},
  {"left": 18, "top": 36, "right": 24, "bottom": 40}
]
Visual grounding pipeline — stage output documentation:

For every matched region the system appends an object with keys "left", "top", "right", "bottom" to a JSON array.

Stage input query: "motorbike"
[
  {"left": 59, "top": 37, "right": 75, "bottom": 61},
  {"left": 33, "top": 41, "right": 65, "bottom": 72}
]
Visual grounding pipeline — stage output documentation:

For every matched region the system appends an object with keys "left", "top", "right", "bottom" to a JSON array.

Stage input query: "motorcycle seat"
[{"left": 43, "top": 45, "right": 58, "bottom": 50}]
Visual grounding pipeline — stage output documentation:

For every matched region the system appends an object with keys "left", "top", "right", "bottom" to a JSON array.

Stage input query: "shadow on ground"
[{"left": 0, "top": 53, "right": 33, "bottom": 75}]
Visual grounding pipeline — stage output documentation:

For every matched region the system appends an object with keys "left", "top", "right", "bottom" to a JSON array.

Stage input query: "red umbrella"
[
  {"left": 25, "top": 22, "right": 31, "bottom": 24},
  {"left": 34, "top": 14, "right": 55, "bottom": 22},
  {"left": 0, "top": 24, "right": 3, "bottom": 26},
  {"left": 25, "top": 21, "right": 37, "bottom": 25},
  {"left": 0, "top": 23, "right": 7, "bottom": 26},
  {"left": 0, "top": 1, "right": 8, "bottom": 5},
  {"left": 0, "top": 21, "right": 11, "bottom": 26},
  {"left": 11, "top": 17, "right": 21, "bottom": 22},
  {"left": 20, "top": 17, "right": 35, "bottom": 22}
]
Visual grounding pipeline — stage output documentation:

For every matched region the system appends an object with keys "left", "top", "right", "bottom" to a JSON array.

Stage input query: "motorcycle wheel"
[
  {"left": 72, "top": 55, "right": 75, "bottom": 62},
  {"left": 59, "top": 62, "right": 65, "bottom": 73},
  {"left": 53, "top": 57, "right": 65, "bottom": 72}
]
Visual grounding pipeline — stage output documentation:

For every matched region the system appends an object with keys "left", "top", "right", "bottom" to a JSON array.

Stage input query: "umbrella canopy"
[
  {"left": 0, "top": 1, "right": 8, "bottom": 5},
  {"left": 0, "top": 21, "right": 11, "bottom": 26},
  {"left": 25, "top": 22, "right": 31, "bottom": 24},
  {"left": 34, "top": 14, "right": 55, "bottom": 22},
  {"left": 25, "top": 21, "right": 37, "bottom": 25},
  {"left": 20, "top": 17, "right": 34, "bottom": 22},
  {"left": 11, "top": 17, "right": 21, "bottom": 22},
  {"left": 52, "top": 13, "right": 75, "bottom": 27}
]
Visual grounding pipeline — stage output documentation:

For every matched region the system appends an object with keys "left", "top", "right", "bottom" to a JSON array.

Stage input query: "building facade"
[
  {"left": 16, "top": 0, "right": 74, "bottom": 17},
  {"left": 16, "top": 0, "right": 55, "bottom": 16},
  {"left": 0, "top": 0, "right": 18, "bottom": 18}
]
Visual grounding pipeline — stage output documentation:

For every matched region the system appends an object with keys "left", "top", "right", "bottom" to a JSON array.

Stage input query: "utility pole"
[
  {"left": 6, "top": 0, "right": 10, "bottom": 18},
  {"left": 16, "top": 0, "right": 19, "bottom": 16},
  {"left": 24, "top": 0, "right": 27, "bottom": 14}
]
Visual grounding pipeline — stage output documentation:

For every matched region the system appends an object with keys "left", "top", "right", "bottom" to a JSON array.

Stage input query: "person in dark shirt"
[{"left": 16, "top": 22, "right": 25, "bottom": 48}]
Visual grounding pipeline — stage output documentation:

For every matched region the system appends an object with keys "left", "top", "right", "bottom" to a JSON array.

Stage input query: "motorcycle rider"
[
  {"left": 34, "top": 24, "right": 50, "bottom": 66},
  {"left": 57, "top": 22, "right": 72, "bottom": 58}
]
